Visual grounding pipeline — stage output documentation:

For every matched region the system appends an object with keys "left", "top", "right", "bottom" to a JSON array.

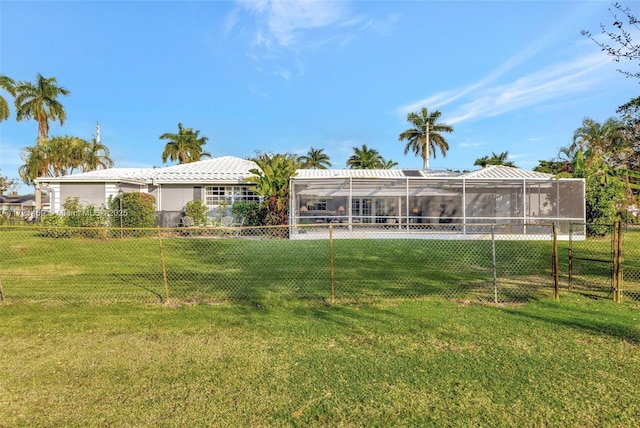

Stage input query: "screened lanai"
[{"left": 289, "top": 166, "right": 585, "bottom": 239}]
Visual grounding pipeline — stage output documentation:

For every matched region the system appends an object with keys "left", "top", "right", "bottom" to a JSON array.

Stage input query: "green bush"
[
  {"left": 585, "top": 173, "right": 626, "bottom": 236},
  {"left": 231, "top": 201, "right": 266, "bottom": 226},
  {"left": 185, "top": 199, "right": 208, "bottom": 226},
  {"left": 39, "top": 213, "right": 70, "bottom": 237},
  {"left": 62, "top": 197, "right": 107, "bottom": 228},
  {"left": 109, "top": 192, "right": 156, "bottom": 229}
]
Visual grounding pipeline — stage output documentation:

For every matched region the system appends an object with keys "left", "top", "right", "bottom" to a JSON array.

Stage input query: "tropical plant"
[
  {"left": 246, "top": 153, "right": 299, "bottom": 227},
  {"left": 13, "top": 73, "right": 70, "bottom": 140},
  {"left": 346, "top": 144, "right": 385, "bottom": 169},
  {"left": 571, "top": 117, "right": 627, "bottom": 163},
  {"left": 297, "top": 147, "right": 332, "bottom": 169},
  {"left": 473, "top": 151, "right": 516, "bottom": 168},
  {"left": 82, "top": 137, "right": 114, "bottom": 171},
  {"left": 399, "top": 107, "right": 453, "bottom": 169},
  {"left": 19, "top": 136, "right": 114, "bottom": 186},
  {"left": 19, "top": 144, "right": 50, "bottom": 186},
  {"left": 0, "top": 74, "right": 16, "bottom": 123},
  {"left": 380, "top": 159, "right": 399, "bottom": 169},
  {"left": 160, "top": 122, "right": 211, "bottom": 164}
]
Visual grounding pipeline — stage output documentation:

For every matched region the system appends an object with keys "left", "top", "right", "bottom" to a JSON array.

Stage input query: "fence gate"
[{"left": 568, "top": 222, "right": 623, "bottom": 302}]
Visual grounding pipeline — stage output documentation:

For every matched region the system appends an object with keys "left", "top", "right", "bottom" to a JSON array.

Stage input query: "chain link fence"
[
  {"left": 0, "top": 222, "right": 634, "bottom": 305},
  {"left": 621, "top": 224, "right": 640, "bottom": 301},
  {"left": 560, "top": 223, "right": 640, "bottom": 303}
]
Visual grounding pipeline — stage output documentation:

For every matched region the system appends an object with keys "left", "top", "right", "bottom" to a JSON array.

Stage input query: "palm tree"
[
  {"left": 346, "top": 144, "right": 385, "bottom": 169},
  {"left": 160, "top": 122, "right": 211, "bottom": 164},
  {"left": 399, "top": 107, "right": 454, "bottom": 170},
  {"left": 473, "top": 151, "right": 515, "bottom": 168},
  {"left": 14, "top": 73, "right": 70, "bottom": 140},
  {"left": 82, "top": 137, "right": 114, "bottom": 171},
  {"left": 0, "top": 75, "right": 16, "bottom": 123},
  {"left": 297, "top": 147, "right": 332, "bottom": 169},
  {"left": 18, "top": 135, "right": 114, "bottom": 186},
  {"left": 19, "top": 144, "right": 50, "bottom": 186},
  {"left": 571, "top": 117, "right": 627, "bottom": 161},
  {"left": 572, "top": 117, "right": 637, "bottom": 197},
  {"left": 380, "top": 159, "right": 398, "bottom": 169}
]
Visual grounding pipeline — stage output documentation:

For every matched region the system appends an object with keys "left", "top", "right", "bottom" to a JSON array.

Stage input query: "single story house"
[
  {"left": 34, "top": 156, "right": 261, "bottom": 226},
  {"left": 34, "top": 157, "right": 586, "bottom": 238}
]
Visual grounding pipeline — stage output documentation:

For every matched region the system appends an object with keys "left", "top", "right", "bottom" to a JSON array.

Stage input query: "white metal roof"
[
  {"left": 294, "top": 168, "right": 462, "bottom": 179},
  {"left": 35, "top": 156, "right": 259, "bottom": 185},
  {"left": 151, "top": 156, "right": 258, "bottom": 183},
  {"left": 462, "top": 165, "right": 553, "bottom": 180},
  {"left": 35, "top": 167, "right": 155, "bottom": 184},
  {"left": 36, "top": 158, "right": 555, "bottom": 187},
  {"left": 294, "top": 165, "right": 553, "bottom": 181}
]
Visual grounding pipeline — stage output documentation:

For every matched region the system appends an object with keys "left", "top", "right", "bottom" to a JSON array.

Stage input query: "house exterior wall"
[
  {"left": 60, "top": 183, "right": 105, "bottom": 209},
  {"left": 157, "top": 184, "right": 199, "bottom": 212}
]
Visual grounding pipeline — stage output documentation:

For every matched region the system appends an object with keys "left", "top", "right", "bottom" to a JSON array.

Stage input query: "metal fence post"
[
  {"left": 156, "top": 227, "right": 170, "bottom": 303},
  {"left": 491, "top": 225, "right": 497, "bottom": 304},
  {"left": 615, "top": 221, "right": 623, "bottom": 303},
  {"left": 568, "top": 223, "right": 573, "bottom": 291},
  {"left": 553, "top": 222, "right": 559, "bottom": 301},
  {"left": 329, "top": 223, "right": 335, "bottom": 304}
]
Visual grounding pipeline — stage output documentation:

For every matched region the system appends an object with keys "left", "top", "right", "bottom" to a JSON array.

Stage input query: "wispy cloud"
[
  {"left": 228, "top": 0, "right": 358, "bottom": 50},
  {"left": 398, "top": 47, "right": 613, "bottom": 126},
  {"left": 447, "top": 53, "right": 609, "bottom": 125},
  {"left": 396, "top": 11, "right": 619, "bottom": 126}
]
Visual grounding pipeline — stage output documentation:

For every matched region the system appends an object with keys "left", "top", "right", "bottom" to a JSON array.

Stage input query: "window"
[
  {"left": 306, "top": 200, "right": 327, "bottom": 211},
  {"left": 205, "top": 186, "right": 260, "bottom": 206}
]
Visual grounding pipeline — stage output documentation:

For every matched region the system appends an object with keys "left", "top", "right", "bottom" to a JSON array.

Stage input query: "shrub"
[
  {"left": 109, "top": 192, "right": 156, "bottom": 229},
  {"left": 62, "top": 197, "right": 107, "bottom": 228},
  {"left": 185, "top": 199, "right": 208, "bottom": 226},
  {"left": 39, "top": 213, "right": 70, "bottom": 238},
  {"left": 585, "top": 173, "right": 626, "bottom": 235},
  {"left": 231, "top": 201, "right": 266, "bottom": 226}
]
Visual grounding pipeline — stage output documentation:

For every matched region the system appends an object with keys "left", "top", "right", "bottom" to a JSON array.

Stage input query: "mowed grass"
[
  {"left": 0, "top": 298, "right": 638, "bottom": 426},
  {"left": 0, "top": 226, "right": 580, "bottom": 304}
]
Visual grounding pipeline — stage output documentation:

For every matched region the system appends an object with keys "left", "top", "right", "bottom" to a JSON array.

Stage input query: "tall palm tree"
[
  {"left": 0, "top": 75, "right": 16, "bottom": 123},
  {"left": 160, "top": 122, "right": 211, "bottom": 164},
  {"left": 346, "top": 144, "right": 385, "bottom": 169},
  {"left": 399, "top": 107, "right": 453, "bottom": 170},
  {"left": 14, "top": 73, "right": 70, "bottom": 140},
  {"left": 473, "top": 151, "right": 515, "bottom": 168},
  {"left": 297, "top": 147, "right": 332, "bottom": 169}
]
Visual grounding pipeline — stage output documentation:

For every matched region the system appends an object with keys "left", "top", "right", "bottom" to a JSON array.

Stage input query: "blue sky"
[{"left": 1, "top": 0, "right": 638, "bottom": 193}]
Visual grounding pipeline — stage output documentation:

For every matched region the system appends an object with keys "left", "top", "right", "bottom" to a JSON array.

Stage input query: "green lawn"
[
  {"left": 0, "top": 298, "right": 638, "bottom": 426},
  {"left": 1, "top": 227, "right": 639, "bottom": 425},
  {"left": 6, "top": 225, "right": 638, "bottom": 304}
]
